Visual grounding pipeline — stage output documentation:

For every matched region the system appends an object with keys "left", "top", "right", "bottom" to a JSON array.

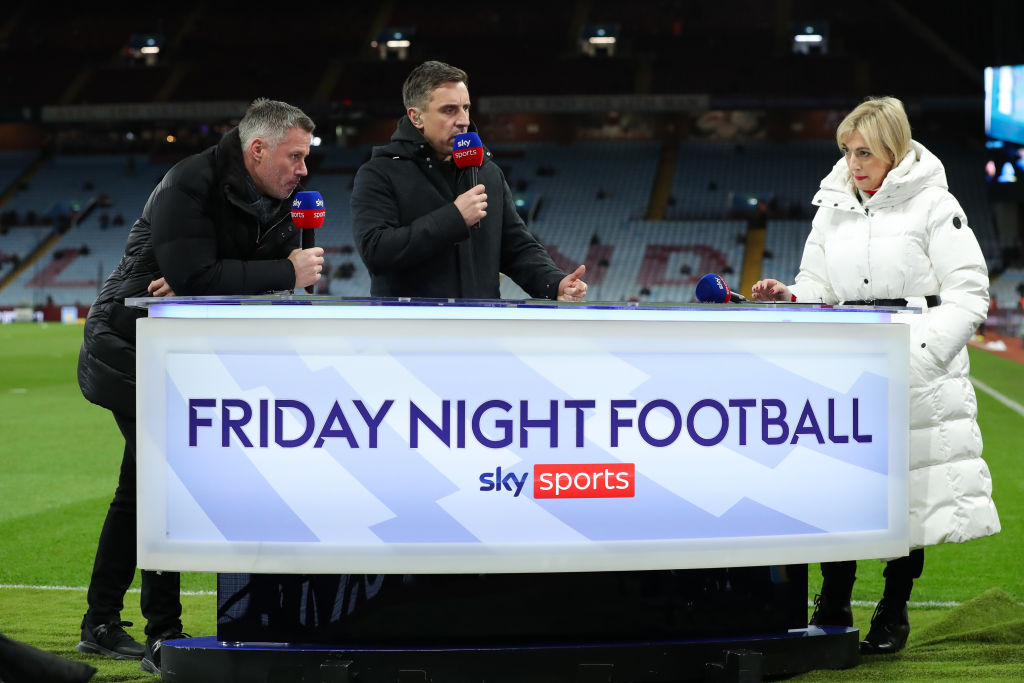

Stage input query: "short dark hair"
[
  {"left": 239, "top": 98, "right": 315, "bottom": 149},
  {"left": 402, "top": 61, "right": 469, "bottom": 111}
]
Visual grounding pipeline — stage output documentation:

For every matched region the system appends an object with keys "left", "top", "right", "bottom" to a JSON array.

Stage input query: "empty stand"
[
  {"left": 1, "top": 154, "right": 173, "bottom": 306},
  {"left": 667, "top": 140, "right": 835, "bottom": 220},
  {"left": 2, "top": 138, "right": 1009, "bottom": 308},
  {"left": 760, "top": 220, "right": 807, "bottom": 285}
]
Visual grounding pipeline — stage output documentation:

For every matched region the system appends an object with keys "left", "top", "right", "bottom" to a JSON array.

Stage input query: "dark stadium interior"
[{"left": 1, "top": 0, "right": 1023, "bottom": 338}]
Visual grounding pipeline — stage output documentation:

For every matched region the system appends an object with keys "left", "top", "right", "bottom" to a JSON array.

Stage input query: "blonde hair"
[{"left": 835, "top": 96, "right": 911, "bottom": 165}]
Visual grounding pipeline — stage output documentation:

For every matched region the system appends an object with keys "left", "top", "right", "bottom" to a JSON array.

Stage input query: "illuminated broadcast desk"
[{"left": 131, "top": 296, "right": 913, "bottom": 682}]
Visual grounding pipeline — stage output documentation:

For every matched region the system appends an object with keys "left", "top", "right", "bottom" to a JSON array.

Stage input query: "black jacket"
[
  {"left": 350, "top": 117, "right": 564, "bottom": 299},
  {"left": 77, "top": 128, "right": 301, "bottom": 417}
]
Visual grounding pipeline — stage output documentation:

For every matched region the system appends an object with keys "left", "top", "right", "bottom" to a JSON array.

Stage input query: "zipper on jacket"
[{"left": 257, "top": 211, "right": 291, "bottom": 245}]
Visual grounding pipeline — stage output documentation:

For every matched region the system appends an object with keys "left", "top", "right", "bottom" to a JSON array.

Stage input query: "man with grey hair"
[
  {"left": 75, "top": 98, "right": 323, "bottom": 675},
  {"left": 352, "top": 60, "right": 587, "bottom": 300},
  {"left": 239, "top": 97, "right": 313, "bottom": 147}
]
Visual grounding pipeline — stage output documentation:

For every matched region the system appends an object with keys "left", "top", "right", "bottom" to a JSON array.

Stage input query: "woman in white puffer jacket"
[{"left": 752, "top": 96, "right": 1000, "bottom": 655}]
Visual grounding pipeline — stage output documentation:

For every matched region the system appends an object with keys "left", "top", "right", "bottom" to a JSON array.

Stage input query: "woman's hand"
[{"left": 750, "top": 278, "right": 793, "bottom": 302}]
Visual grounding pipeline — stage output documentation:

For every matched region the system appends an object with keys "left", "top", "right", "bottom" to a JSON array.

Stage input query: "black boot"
[
  {"left": 808, "top": 593, "right": 853, "bottom": 627},
  {"left": 860, "top": 598, "right": 910, "bottom": 654}
]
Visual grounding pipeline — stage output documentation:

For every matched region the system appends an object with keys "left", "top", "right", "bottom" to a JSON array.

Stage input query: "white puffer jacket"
[{"left": 790, "top": 140, "right": 1001, "bottom": 548}]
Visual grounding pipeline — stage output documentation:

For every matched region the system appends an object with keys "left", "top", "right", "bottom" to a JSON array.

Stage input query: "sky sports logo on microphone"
[
  {"left": 292, "top": 194, "right": 324, "bottom": 208},
  {"left": 452, "top": 148, "right": 483, "bottom": 164},
  {"left": 452, "top": 132, "right": 484, "bottom": 169},
  {"left": 479, "top": 463, "right": 635, "bottom": 499},
  {"left": 291, "top": 190, "right": 326, "bottom": 229}
]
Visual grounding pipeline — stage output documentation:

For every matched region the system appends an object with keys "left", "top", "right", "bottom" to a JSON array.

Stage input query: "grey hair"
[
  {"left": 402, "top": 61, "right": 469, "bottom": 111},
  {"left": 238, "top": 98, "right": 315, "bottom": 149}
]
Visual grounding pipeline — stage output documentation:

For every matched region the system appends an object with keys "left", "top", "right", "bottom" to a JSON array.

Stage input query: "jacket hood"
[
  {"left": 813, "top": 139, "right": 949, "bottom": 211},
  {"left": 372, "top": 116, "right": 485, "bottom": 162},
  {"left": 216, "top": 127, "right": 252, "bottom": 200}
]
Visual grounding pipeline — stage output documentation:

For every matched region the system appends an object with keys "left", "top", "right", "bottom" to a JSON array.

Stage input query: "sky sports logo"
[
  {"left": 453, "top": 148, "right": 482, "bottom": 162},
  {"left": 478, "top": 463, "right": 635, "bottom": 499}
]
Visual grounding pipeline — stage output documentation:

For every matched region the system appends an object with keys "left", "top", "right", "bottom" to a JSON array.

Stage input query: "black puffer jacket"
[
  {"left": 78, "top": 128, "right": 301, "bottom": 417},
  {"left": 351, "top": 117, "right": 564, "bottom": 299}
]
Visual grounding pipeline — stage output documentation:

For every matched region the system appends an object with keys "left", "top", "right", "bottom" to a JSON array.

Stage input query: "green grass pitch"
[{"left": 1, "top": 323, "right": 1022, "bottom": 681}]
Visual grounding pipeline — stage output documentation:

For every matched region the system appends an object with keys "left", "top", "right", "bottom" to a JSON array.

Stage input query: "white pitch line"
[
  {"left": 0, "top": 583, "right": 215, "bottom": 596},
  {"left": 806, "top": 599, "right": 962, "bottom": 608},
  {"left": 972, "top": 377, "right": 1024, "bottom": 418},
  {"left": 847, "top": 599, "right": 961, "bottom": 608}
]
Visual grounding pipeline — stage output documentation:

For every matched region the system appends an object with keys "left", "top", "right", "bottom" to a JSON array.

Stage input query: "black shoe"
[
  {"left": 75, "top": 620, "right": 145, "bottom": 660},
  {"left": 808, "top": 593, "right": 853, "bottom": 627},
  {"left": 140, "top": 629, "right": 190, "bottom": 675},
  {"left": 860, "top": 599, "right": 910, "bottom": 655}
]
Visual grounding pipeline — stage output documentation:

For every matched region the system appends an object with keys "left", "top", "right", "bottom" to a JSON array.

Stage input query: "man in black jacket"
[
  {"left": 75, "top": 98, "right": 324, "bottom": 675},
  {"left": 351, "top": 60, "right": 587, "bottom": 300}
]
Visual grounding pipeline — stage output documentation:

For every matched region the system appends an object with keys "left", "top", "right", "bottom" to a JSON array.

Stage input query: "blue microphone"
[
  {"left": 695, "top": 273, "right": 747, "bottom": 303},
  {"left": 291, "top": 191, "right": 325, "bottom": 231}
]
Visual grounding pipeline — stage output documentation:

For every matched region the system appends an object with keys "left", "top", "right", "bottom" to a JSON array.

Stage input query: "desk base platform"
[{"left": 160, "top": 627, "right": 859, "bottom": 683}]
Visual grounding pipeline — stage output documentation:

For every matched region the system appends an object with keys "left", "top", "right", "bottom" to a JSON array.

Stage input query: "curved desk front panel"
[{"left": 134, "top": 297, "right": 910, "bottom": 575}]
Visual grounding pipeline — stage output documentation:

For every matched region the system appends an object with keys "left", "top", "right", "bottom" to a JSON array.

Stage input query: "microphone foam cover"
[
  {"left": 695, "top": 273, "right": 731, "bottom": 303},
  {"left": 452, "top": 132, "right": 484, "bottom": 169},
  {"left": 291, "top": 191, "right": 325, "bottom": 229}
]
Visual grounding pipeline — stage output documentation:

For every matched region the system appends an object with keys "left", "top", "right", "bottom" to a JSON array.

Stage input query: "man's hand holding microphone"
[
  {"left": 288, "top": 247, "right": 324, "bottom": 289},
  {"left": 290, "top": 190, "right": 326, "bottom": 290},
  {"left": 455, "top": 185, "right": 487, "bottom": 228},
  {"left": 453, "top": 132, "right": 487, "bottom": 229}
]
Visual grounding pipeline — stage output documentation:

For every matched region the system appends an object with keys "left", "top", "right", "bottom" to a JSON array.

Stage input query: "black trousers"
[
  {"left": 84, "top": 412, "right": 182, "bottom": 637},
  {"left": 820, "top": 548, "right": 925, "bottom": 604}
]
